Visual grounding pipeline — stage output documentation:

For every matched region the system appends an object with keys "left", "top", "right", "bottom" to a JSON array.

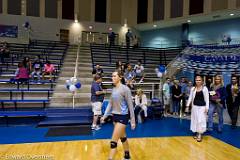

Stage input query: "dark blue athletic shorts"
[{"left": 112, "top": 114, "right": 129, "bottom": 125}]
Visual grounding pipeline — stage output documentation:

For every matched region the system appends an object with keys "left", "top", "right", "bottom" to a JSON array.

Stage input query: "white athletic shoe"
[{"left": 91, "top": 125, "right": 101, "bottom": 131}]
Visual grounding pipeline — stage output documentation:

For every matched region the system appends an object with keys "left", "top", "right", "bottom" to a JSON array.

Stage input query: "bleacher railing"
[{"left": 90, "top": 43, "right": 183, "bottom": 68}]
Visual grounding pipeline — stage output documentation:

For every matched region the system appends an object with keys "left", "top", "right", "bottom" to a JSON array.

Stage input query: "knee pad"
[
  {"left": 120, "top": 137, "right": 127, "bottom": 143},
  {"left": 110, "top": 141, "right": 117, "bottom": 149}
]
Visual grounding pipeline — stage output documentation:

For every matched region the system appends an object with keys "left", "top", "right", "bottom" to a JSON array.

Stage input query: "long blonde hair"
[
  {"left": 213, "top": 75, "right": 224, "bottom": 87},
  {"left": 136, "top": 88, "right": 143, "bottom": 96}
]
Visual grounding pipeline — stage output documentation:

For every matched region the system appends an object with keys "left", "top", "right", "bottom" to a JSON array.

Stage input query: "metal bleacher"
[{"left": 0, "top": 40, "right": 69, "bottom": 111}]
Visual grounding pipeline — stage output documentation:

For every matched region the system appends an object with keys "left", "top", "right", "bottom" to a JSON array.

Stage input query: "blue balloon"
[
  {"left": 75, "top": 82, "right": 81, "bottom": 89},
  {"left": 158, "top": 65, "right": 166, "bottom": 73}
]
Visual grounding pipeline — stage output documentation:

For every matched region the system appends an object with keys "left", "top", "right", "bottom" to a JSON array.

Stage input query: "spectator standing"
[
  {"left": 163, "top": 77, "right": 171, "bottom": 115},
  {"left": 208, "top": 75, "right": 226, "bottom": 133},
  {"left": 91, "top": 74, "right": 106, "bottom": 130},
  {"left": 0, "top": 42, "right": 10, "bottom": 63},
  {"left": 108, "top": 31, "right": 116, "bottom": 46},
  {"left": 171, "top": 79, "right": 182, "bottom": 116},
  {"left": 226, "top": 75, "right": 240, "bottom": 129},
  {"left": 125, "top": 29, "right": 133, "bottom": 48}
]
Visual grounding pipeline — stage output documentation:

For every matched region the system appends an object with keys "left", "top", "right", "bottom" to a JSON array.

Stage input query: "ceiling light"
[
  {"left": 230, "top": 13, "right": 234, "bottom": 16},
  {"left": 187, "top": 20, "right": 191, "bottom": 23},
  {"left": 153, "top": 24, "right": 157, "bottom": 28}
]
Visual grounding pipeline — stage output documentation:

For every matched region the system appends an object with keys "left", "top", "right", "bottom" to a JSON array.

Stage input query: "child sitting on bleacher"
[
  {"left": 10, "top": 62, "right": 29, "bottom": 84},
  {"left": 31, "top": 57, "right": 43, "bottom": 82},
  {"left": 134, "top": 60, "right": 145, "bottom": 83},
  {"left": 124, "top": 64, "right": 136, "bottom": 89},
  {"left": 92, "top": 64, "right": 104, "bottom": 77},
  {"left": 42, "top": 60, "right": 55, "bottom": 81}
]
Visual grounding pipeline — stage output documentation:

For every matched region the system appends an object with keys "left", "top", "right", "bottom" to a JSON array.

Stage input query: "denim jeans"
[
  {"left": 172, "top": 100, "right": 180, "bottom": 113},
  {"left": 208, "top": 102, "right": 224, "bottom": 131}
]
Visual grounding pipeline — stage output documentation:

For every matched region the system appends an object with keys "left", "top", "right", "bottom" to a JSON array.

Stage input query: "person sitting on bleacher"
[
  {"left": 134, "top": 60, "right": 145, "bottom": 83},
  {"left": 124, "top": 64, "right": 136, "bottom": 89},
  {"left": 11, "top": 62, "right": 29, "bottom": 84},
  {"left": 116, "top": 60, "right": 125, "bottom": 73},
  {"left": 135, "top": 88, "right": 148, "bottom": 118},
  {"left": 92, "top": 64, "right": 104, "bottom": 77},
  {"left": 31, "top": 57, "right": 43, "bottom": 82},
  {"left": 22, "top": 56, "right": 32, "bottom": 73},
  {"left": 42, "top": 60, "right": 55, "bottom": 81}
]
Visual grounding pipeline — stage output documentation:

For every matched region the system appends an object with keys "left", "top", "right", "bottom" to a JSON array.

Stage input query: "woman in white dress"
[{"left": 186, "top": 76, "right": 209, "bottom": 142}]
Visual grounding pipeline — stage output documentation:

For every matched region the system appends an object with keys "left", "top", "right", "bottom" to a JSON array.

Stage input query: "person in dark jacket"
[
  {"left": 226, "top": 75, "right": 240, "bottom": 129},
  {"left": 171, "top": 79, "right": 182, "bottom": 116}
]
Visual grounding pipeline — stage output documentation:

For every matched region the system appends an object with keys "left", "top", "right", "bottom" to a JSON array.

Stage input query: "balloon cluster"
[
  {"left": 155, "top": 65, "right": 166, "bottom": 78},
  {"left": 65, "top": 77, "right": 81, "bottom": 92}
]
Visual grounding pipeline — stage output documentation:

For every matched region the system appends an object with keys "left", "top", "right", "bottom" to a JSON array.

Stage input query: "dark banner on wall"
[{"left": 0, "top": 25, "right": 18, "bottom": 38}]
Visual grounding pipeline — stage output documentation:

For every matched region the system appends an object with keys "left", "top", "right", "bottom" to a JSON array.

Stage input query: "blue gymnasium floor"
[{"left": 0, "top": 117, "right": 239, "bottom": 149}]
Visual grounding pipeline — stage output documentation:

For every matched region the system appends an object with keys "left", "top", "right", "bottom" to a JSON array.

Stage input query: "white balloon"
[
  {"left": 157, "top": 72, "right": 163, "bottom": 78},
  {"left": 66, "top": 80, "right": 71, "bottom": 85},
  {"left": 69, "top": 85, "right": 77, "bottom": 92},
  {"left": 73, "top": 78, "right": 78, "bottom": 83},
  {"left": 70, "top": 77, "right": 77, "bottom": 84}
]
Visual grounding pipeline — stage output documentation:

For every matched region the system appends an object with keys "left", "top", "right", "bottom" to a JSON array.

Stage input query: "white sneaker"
[
  {"left": 91, "top": 125, "right": 101, "bottom": 131},
  {"left": 91, "top": 125, "right": 96, "bottom": 130},
  {"left": 95, "top": 125, "right": 101, "bottom": 130}
]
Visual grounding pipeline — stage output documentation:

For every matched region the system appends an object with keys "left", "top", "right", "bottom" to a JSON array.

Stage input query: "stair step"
[
  {"left": 59, "top": 72, "right": 92, "bottom": 77},
  {"left": 61, "top": 67, "right": 92, "bottom": 72},
  {"left": 52, "top": 92, "right": 91, "bottom": 97},
  {"left": 50, "top": 45, "right": 92, "bottom": 108},
  {"left": 54, "top": 84, "right": 91, "bottom": 90},
  {"left": 49, "top": 103, "right": 91, "bottom": 107},
  {"left": 50, "top": 98, "right": 90, "bottom": 104},
  {"left": 37, "top": 119, "right": 92, "bottom": 127},
  {"left": 58, "top": 77, "right": 93, "bottom": 82}
]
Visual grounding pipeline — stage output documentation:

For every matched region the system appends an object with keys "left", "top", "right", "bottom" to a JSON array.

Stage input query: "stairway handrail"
[
  {"left": 72, "top": 44, "right": 81, "bottom": 109},
  {"left": 74, "top": 44, "right": 80, "bottom": 78}
]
